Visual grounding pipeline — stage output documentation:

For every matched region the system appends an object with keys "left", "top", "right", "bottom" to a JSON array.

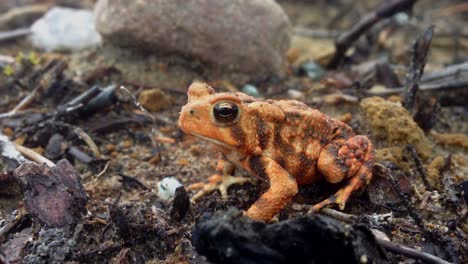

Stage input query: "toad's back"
[{"left": 256, "top": 99, "right": 355, "bottom": 184}]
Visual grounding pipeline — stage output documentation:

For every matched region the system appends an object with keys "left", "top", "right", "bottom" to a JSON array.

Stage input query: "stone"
[
  {"left": 94, "top": 0, "right": 291, "bottom": 77},
  {"left": 139, "top": 88, "right": 172, "bottom": 112},
  {"left": 30, "top": 7, "right": 102, "bottom": 51}
]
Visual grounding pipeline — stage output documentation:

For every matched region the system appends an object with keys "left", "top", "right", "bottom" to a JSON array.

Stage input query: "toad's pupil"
[{"left": 214, "top": 102, "right": 238, "bottom": 123}]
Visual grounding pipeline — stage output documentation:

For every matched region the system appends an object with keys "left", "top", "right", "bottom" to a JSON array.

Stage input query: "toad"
[{"left": 178, "top": 83, "right": 374, "bottom": 222}]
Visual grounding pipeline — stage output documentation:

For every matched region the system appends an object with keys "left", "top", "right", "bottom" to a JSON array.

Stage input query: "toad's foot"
[
  {"left": 310, "top": 163, "right": 372, "bottom": 212},
  {"left": 309, "top": 188, "right": 348, "bottom": 212},
  {"left": 189, "top": 174, "right": 251, "bottom": 202}
]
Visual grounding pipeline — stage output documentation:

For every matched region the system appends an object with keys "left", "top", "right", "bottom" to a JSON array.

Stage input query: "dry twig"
[
  {"left": 402, "top": 25, "right": 434, "bottom": 110},
  {"left": 74, "top": 127, "right": 101, "bottom": 159},
  {"left": 407, "top": 144, "right": 432, "bottom": 191},
  {"left": 14, "top": 143, "right": 55, "bottom": 167},
  {"left": 317, "top": 206, "right": 451, "bottom": 264},
  {"left": 377, "top": 238, "right": 451, "bottom": 264},
  {"left": 0, "top": 28, "right": 30, "bottom": 42},
  {"left": 328, "top": 0, "right": 418, "bottom": 68}
]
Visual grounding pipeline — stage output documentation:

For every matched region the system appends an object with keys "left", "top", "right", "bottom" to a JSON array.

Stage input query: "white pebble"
[
  {"left": 157, "top": 177, "right": 183, "bottom": 201},
  {"left": 287, "top": 89, "right": 304, "bottom": 99},
  {"left": 30, "top": 7, "right": 102, "bottom": 51}
]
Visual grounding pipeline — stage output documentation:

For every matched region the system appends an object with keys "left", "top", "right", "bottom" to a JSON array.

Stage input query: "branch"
[
  {"left": 402, "top": 25, "right": 434, "bottom": 110},
  {"left": 407, "top": 144, "right": 432, "bottom": 191},
  {"left": 328, "top": 0, "right": 418, "bottom": 69},
  {"left": 377, "top": 238, "right": 452, "bottom": 264}
]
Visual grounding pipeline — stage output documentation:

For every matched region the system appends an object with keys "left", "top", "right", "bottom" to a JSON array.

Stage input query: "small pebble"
[
  {"left": 287, "top": 89, "right": 304, "bottom": 99},
  {"left": 241, "top": 84, "right": 261, "bottom": 97},
  {"left": 121, "top": 139, "right": 133, "bottom": 148},
  {"left": 178, "top": 158, "right": 189, "bottom": 166},
  {"left": 157, "top": 177, "right": 183, "bottom": 201},
  {"left": 3, "top": 127, "right": 14, "bottom": 137},
  {"left": 138, "top": 88, "right": 173, "bottom": 112},
  {"left": 104, "top": 143, "right": 115, "bottom": 153},
  {"left": 299, "top": 61, "right": 325, "bottom": 80},
  {"left": 394, "top": 12, "right": 410, "bottom": 25},
  {"left": 149, "top": 155, "right": 161, "bottom": 165}
]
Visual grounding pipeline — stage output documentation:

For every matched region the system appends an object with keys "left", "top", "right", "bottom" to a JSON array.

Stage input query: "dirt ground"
[{"left": 0, "top": 0, "right": 467, "bottom": 263}]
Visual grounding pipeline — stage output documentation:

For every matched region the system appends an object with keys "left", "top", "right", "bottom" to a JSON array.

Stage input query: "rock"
[
  {"left": 139, "top": 88, "right": 172, "bottom": 112},
  {"left": 192, "top": 208, "right": 389, "bottom": 264},
  {"left": 22, "top": 228, "right": 76, "bottom": 264},
  {"left": 94, "top": 0, "right": 291, "bottom": 76},
  {"left": 171, "top": 186, "right": 190, "bottom": 221},
  {"left": 360, "top": 97, "right": 432, "bottom": 160},
  {"left": 30, "top": 7, "right": 102, "bottom": 51},
  {"left": 287, "top": 35, "right": 335, "bottom": 67},
  {"left": 13, "top": 160, "right": 87, "bottom": 227},
  {"left": 298, "top": 61, "right": 325, "bottom": 80},
  {"left": 0, "top": 132, "right": 27, "bottom": 169},
  {"left": 0, "top": 228, "right": 33, "bottom": 264},
  {"left": 241, "top": 84, "right": 261, "bottom": 97}
]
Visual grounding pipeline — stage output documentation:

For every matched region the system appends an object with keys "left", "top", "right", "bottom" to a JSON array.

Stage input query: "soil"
[{"left": 0, "top": 0, "right": 467, "bottom": 263}]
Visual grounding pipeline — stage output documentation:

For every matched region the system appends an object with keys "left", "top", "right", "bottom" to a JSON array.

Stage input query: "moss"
[
  {"left": 375, "top": 147, "right": 410, "bottom": 171},
  {"left": 431, "top": 132, "right": 468, "bottom": 150},
  {"left": 360, "top": 97, "right": 432, "bottom": 160}
]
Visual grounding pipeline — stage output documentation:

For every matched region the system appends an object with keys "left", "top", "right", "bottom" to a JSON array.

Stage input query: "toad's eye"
[{"left": 213, "top": 101, "right": 239, "bottom": 123}]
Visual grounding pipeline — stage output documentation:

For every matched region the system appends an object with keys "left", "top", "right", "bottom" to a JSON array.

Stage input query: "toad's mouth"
[{"left": 190, "top": 132, "right": 236, "bottom": 150}]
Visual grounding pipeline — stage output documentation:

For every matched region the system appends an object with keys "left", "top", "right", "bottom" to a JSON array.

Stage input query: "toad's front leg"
[
  {"left": 189, "top": 159, "right": 250, "bottom": 202},
  {"left": 244, "top": 156, "right": 298, "bottom": 222}
]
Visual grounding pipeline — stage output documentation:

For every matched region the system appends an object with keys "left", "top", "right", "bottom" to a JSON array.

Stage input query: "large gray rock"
[{"left": 94, "top": 0, "right": 291, "bottom": 76}]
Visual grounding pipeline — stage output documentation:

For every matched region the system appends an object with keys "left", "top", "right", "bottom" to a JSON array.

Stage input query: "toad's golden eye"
[{"left": 213, "top": 101, "right": 239, "bottom": 123}]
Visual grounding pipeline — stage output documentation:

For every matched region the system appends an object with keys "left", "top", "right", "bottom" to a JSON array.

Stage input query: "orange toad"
[{"left": 178, "top": 83, "right": 374, "bottom": 222}]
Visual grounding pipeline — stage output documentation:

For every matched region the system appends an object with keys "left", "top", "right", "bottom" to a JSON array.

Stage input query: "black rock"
[{"left": 192, "top": 208, "right": 388, "bottom": 264}]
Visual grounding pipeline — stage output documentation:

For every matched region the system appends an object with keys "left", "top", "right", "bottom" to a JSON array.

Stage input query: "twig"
[
  {"left": 67, "top": 146, "right": 93, "bottom": 163},
  {"left": 120, "top": 86, "right": 162, "bottom": 149},
  {"left": 0, "top": 28, "right": 31, "bottom": 42},
  {"left": 0, "top": 59, "right": 63, "bottom": 119},
  {"left": 440, "top": 2, "right": 468, "bottom": 16},
  {"left": 117, "top": 173, "right": 150, "bottom": 191},
  {"left": 376, "top": 238, "right": 451, "bottom": 264},
  {"left": 0, "top": 210, "right": 27, "bottom": 243},
  {"left": 0, "top": 4, "right": 50, "bottom": 30},
  {"left": 316, "top": 204, "right": 450, "bottom": 264},
  {"left": 0, "top": 85, "right": 42, "bottom": 119},
  {"left": 328, "top": 0, "right": 418, "bottom": 68},
  {"left": 402, "top": 25, "right": 434, "bottom": 110},
  {"left": 94, "top": 160, "right": 111, "bottom": 182},
  {"left": 367, "top": 80, "right": 468, "bottom": 96},
  {"left": 55, "top": 85, "right": 101, "bottom": 116},
  {"left": 74, "top": 127, "right": 101, "bottom": 159},
  {"left": 2, "top": 124, "right": 55, "bottom": 168},
  {"left": 319, "top": 208, "right": 357, "bottom": 223},
  {"left": 0, "top": 54, "right": 14, "bottom": 64},
  {"left": 14, "top": 143, "right": 55, "bottom": 167},
  {"left": 380, "top": 164, "right": 426, "bottom": 230},
  {"left": 406, "top": 145, "right": 432, "bottom": 191},
  {"left": 421, "top": 61, "right": 468, "bottom": 82},
  {"left": 440, "top": 155, "right": 460, "bottom": 207}
]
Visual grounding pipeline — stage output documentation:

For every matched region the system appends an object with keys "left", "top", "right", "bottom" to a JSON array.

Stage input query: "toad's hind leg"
[{"left": 312, "top": 136, "right": 373, "bottom": 211}]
